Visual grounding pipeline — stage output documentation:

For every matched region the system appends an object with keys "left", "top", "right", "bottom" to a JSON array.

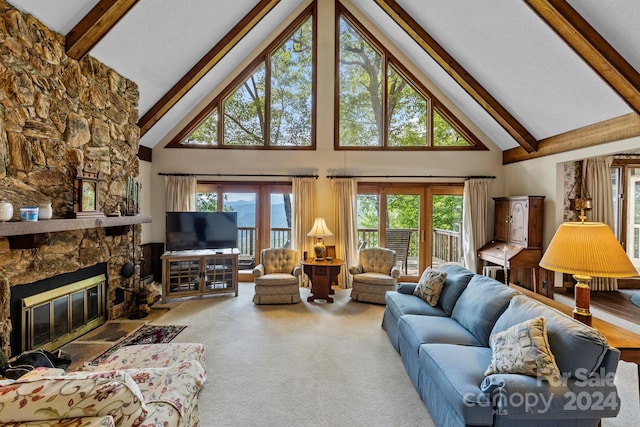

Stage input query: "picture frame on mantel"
[{"left": 71, "top": 162, "right": 105, "bottom": 218}]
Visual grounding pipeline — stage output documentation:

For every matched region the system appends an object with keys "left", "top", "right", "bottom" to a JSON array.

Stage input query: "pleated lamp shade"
[
  {"left": 307, "top": 218, "right": 333, "bottom": 238},
  {"left": 539, "top": 222, "right": 637, "bottom": 278}
]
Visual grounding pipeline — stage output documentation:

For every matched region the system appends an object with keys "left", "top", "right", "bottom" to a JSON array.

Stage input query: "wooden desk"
[
  {"left": 511, "top": 284, "right": 640, "bottom": 400},
  {"left": 301, "top": 259, "right": 344, "bottom": 303}
]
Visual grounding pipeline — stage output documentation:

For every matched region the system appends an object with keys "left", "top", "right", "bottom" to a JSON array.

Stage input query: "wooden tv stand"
[{"left": 161, "top": 248, "right": 239, "bottom": 302}]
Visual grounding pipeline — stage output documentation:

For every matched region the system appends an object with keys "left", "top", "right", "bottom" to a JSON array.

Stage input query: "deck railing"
[
  {"left": 357, "top": 227, "right": 461, "bottom": 264},
  {"left": 238, "top": 226, "right": 461, "bottom": 264},
  {"left": 432, "top": 228, "right": 462, "bottom": 264},
  {"left": 237, "top": 226, "right": 291, "bottom": 257}
]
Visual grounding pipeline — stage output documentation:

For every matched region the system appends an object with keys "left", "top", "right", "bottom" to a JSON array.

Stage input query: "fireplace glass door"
[{"left": 22, "top": 275, "right": 106, "bottom": 353}]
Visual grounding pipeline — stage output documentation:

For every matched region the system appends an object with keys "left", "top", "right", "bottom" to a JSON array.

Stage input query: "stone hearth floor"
[{"left": 60, "top": 307, "right": 169, "bottom": 371}]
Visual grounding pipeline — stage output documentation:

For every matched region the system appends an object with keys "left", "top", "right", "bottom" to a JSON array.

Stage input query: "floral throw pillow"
[
  {"left": 413, "top": 267, "right": 448, "bottom": 306},
  {"left": 485, "top": 316, "right": 560, "bottom": 380}
]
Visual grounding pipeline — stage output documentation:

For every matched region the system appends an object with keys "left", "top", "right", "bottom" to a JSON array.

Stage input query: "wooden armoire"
[{"left": 478, "top": 196, "right": 551, "bottom": 295}]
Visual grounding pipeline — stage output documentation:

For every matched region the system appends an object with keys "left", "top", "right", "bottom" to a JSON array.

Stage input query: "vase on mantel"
[
  {"left": 0, "top": 198, "right": 13, "bottom": 222},
  {"left": 38, "top": 202, "right": 52, "bottom": 220}
]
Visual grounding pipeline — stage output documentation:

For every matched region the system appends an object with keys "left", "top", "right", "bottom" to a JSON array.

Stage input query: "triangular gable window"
[
  {"left": 337, "top": 5, "right": 483, "bottom": 150},
  {"left": 168, "top": 6, "right": 315, "bottom": 148}
]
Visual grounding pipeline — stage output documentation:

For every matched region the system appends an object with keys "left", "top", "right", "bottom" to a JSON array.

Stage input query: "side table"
[{"left": 301, "top": 258, "right": 344, "bottom": 303}]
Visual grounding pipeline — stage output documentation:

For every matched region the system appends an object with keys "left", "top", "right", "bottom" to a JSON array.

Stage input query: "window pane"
[
  {"left": 357, "top": 195, "right": 379, "bottom": 247},
  {"left": 388, "top": 65, "right": 427, "bottom": 147},
  {"left": 386, "top": 194, "right": 420, "bottom": 275},
  {"left": 271, "top": 193, "right": 293, "bottom": 247},
  {"left": 270, "top": 18, "right": 313, "bottom": 146},
  {"left": 197, "top": 193, "right": 218, "bottom": 212},
  {"left": 184, "top": 109, "right": 218, "bottom": 145},
  {"left": 339, "top": 17, "right": 382, "bottom": 147},
  {"left": 432, "top": 195, "right": 463, "bottom": 266},
  {"left": 433, "top": 109, "right": 472, "bottom": 147},
  {"left": 223, "top": 192, "right": 257, "bottom": 262},
  {"left": 223, "top": 64, "right": 266, "bottom": 145}
]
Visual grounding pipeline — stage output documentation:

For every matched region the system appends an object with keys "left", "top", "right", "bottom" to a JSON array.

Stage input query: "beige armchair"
[
  {"left": 349, "top": 247, "right": 401, "bottom": 304},
  {"left": 252, "top": 248, "right": 302, "bottom": 304}
]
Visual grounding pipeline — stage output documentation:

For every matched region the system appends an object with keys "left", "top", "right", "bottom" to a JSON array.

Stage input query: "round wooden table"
[{"left": 301, "top": 258, "right": 345, "bottom": 303}]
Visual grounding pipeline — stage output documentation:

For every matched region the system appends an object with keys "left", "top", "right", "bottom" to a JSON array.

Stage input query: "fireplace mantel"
[{"left": 0, "top": 215, "right": 151, "bottom": 248}]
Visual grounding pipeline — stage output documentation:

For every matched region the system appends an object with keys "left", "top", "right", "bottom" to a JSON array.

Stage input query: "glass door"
[
  {"left": 384, "top": 191, "right": 421, "bottom": 277},
  {"left": 222, "top": 190, "right": 258, "bottom": 269},
  {"left": 428, "top": 187, "right": 464, "bottom": 268},
  {"left": 268, "top": 189, "right": 293, "bottom": 248}
]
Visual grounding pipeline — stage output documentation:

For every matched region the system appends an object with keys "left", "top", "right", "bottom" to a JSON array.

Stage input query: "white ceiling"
[{"left": 7, "top": 0, "right": 639, "bottom": 151}]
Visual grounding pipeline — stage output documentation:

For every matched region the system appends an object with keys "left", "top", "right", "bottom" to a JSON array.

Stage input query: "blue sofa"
[{"left": 382, "top": 264, "right": 621, "bottom": 427}]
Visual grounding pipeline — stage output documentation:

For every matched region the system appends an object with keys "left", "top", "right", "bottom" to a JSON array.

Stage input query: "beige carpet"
[
  {"left": 153, "top": 283, "right": 433, "bottom": 427},
  {"left": 149, "top": 283, "right": 637, "bottom": 427}
]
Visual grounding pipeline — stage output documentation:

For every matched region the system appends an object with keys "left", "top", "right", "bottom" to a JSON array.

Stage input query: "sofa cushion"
[
  {"left": 485, "top": 317, "right": 560, "bottom": 380},
  {"left": 492, "top": 295, "right": 609, "bottom": 378},
  {"left": 0, "top": 370, "right": 147, "bottom": 426},
  {"left": 419, "top": 344, "right": 494, "bottom": 426},
  {"left": 385, "top": 291, "right": 448, "bottom": 320},
  {"left": 451, "top": 274, "right": 519, "bottom": 346},
  {"left": 413, "top": 267, "right": 447, "bottom": 306},
  {"left": 437, "top": 263, "right": 475, "bottom": 315},
  {"left": 399, "top": 315, "right": 482, "bottom": 349}
]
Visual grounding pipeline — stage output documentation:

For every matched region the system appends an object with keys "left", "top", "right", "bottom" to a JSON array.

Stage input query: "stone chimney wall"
[{"left": 0, "top": 1, "right": 141, "bottom": 325}]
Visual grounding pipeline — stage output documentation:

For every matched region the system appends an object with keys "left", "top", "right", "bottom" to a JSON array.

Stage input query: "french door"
[
  {"left": 357, "top": 183, "right": 463, "bottom": 281},
  {"left": 197, "top": 182, "right": 293, "bottom": 280}
]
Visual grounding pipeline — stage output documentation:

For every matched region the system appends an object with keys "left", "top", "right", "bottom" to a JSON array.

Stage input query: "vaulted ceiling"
[{"left": 8, "top": 0, "right": 640, "bottom": 162}]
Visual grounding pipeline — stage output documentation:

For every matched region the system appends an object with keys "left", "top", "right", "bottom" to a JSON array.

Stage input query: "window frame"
[
  {"left": 335, "top": 4, "right": 486, "bottom": 151},
  {"left": 166, "top": 4, "right": 316, "bottom": 150}
]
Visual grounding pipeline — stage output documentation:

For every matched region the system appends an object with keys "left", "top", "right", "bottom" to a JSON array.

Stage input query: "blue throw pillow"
[
  {"left": 451, "top": 275, "right": 519, "bottom": 346},
  {"left": 437, "top": 264, "right": 474, "bottom": 315}
]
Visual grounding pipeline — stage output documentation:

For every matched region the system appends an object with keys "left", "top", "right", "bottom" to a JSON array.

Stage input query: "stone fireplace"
[{"left": 0, "top": 2, "right": 143, "bottom": 357}]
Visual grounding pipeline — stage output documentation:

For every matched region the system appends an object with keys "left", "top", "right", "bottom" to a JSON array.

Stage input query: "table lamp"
[
  {"left": 539, "top": 222, "right": 637, "bottom": 326},
  {"left": 307, "top": 218, "right": 333, "bottom": 260}
]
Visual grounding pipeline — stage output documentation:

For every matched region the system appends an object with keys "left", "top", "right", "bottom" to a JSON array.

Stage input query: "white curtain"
[
  {"left": 462, "top": 178, "right": 492, "bottom": 273},
  {"left": 292, "top": 177, "right": 317, "bottom": 257},
  {"left": 332, "top": 178, "right": 358, "bottom": 288},
  {"left": 164, "top": 175, "right": 197, "bottom": 211},
  {"left": 584, "top": 156, "right": 618, "bottom": 291}
]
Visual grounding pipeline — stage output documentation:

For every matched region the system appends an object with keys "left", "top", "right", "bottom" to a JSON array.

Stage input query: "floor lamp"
[{"left": 539, "top": 222, "right": 637, "bottom": 326}]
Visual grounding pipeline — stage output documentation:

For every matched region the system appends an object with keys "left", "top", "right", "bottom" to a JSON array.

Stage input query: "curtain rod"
[
  {"left": 327, "top": 175, "right": 496, "bottom": 179},
  {"left": 159, "top": 172, "right": 319, "bottom": 179}
]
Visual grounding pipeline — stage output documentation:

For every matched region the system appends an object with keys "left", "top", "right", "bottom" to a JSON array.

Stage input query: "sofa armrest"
[
  {"left": 252, "top": 264, "right": 264, "bottom": 277},
  {"left": 396, "top": 283, "right": 417, "bottom": 294},
  {"left": 348, "top": 264, "right": 363, "bottom": 275},
  {"left": 292, "top": 265, "right": 302, "bottom": 277},
  {"left": 390, "top": 266, "right": 401, "bottom": 279},
  {"left": 0, "top": 370, "right": 147, "bottom": 425},
  {"left": 481, "top": 373, "right": 620, "bottom": 418}
]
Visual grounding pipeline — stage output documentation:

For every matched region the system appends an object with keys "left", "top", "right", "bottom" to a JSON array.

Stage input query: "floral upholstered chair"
[
  {"left": 349, "top": 247, "right": 400, "bottom": 304},
  {"left": 252, "top": 248, "right": 302, "bottom": 304}
]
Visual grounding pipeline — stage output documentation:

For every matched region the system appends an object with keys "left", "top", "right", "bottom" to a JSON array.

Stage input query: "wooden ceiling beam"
[
  {"left": 524, "top": 0, "right": 640, "bottom": 114},
  {"left": 65, "top": 0, "right": 139, "bottom": 60},
  {"left": 373, "top": 0, "right": 538, "bottom": 153},
  {"left": 138, "top": 0, "right": 281, "bottom": 137},
  {"left": 503, "top": 113, "right": 640, "bottom": 164}
]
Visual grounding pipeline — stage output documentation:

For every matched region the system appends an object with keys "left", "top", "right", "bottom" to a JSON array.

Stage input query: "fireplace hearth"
[{"left": 9, "top": 264, "right": 108, "bottom": 357}]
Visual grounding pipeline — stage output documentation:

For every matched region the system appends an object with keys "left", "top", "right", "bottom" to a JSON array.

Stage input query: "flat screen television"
[{"left": 166, "top": 211, "right": 238, "bottom": 251}]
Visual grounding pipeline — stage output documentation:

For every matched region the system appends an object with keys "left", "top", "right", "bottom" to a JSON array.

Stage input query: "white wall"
[{"left": 138, "top": 159, "right": 152, "bottom": 244}]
